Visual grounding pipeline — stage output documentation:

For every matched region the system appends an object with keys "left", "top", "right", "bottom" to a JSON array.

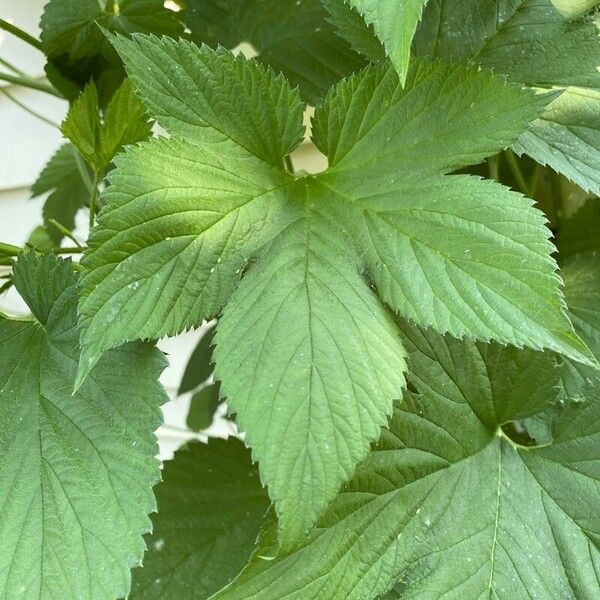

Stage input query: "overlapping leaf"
[
  {"left": 0, "top": 253, "right": 167, "bottom": 599},
  {"left": 62, "top": 78, "right": 151, "bottom": 176},
  {"left": 31, "top": 143, "right": 93, "bottom": 243},
  {"left": 131, "top": 439, "right": 269, "bottom": 599},
  {"left": 346, "top": 0, "right": 429, "bottom": 84},
  {"left": 412, "top": 0, "right": 600, "bottom": 194},
  {"left": 40, "top": 0, "right": 183, "bottom": 102},
  {"left": 186, "top": 0, "right": 366, "bottom": 103},
  {"left": 79, "top": 36, "right": 593, "bottom": 552},
  {"left": 213, "top": 322, "right": 600, "bottom": 599}
]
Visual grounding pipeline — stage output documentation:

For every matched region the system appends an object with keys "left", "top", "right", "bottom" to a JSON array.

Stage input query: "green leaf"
[
  {"left": 186, "top": 384, "right": 221, "bottom": 431},
  {"left": 322, "top": 0, "right": 386, "bottom": 62},
  {"left": 79, "top": 45, "right": 594, "bottom": 552},
  {"left": 314, "top": 62, "right": 593, "bottom": 365},
  {"left": 557, "top": 200, "right": 600, "bottom": 258},
  {"left": 0, "top": 252, "right": 167, "bottom": 599},
  {"left": 552, "top": 0, "right": 600, "bottom": 16},
  {"left": 347, "top": 0, "right": 429, "bottom": 84},
  {"left": 560, "top": 252, "right": 600, "bottom": 395},
  {"left": 108, "top": 34, "right": 305, "bottom": 167},
  {"left": 77, "top": 134, "right": 295, "bottom": 383},
  {"left": 62, "top": 79, "right": 151, "bottom": 175},
  {"left": 179, "top": 327, "right": 215, "bottom": 395},
  {"left": 413, "top": 0, "right": 600, "bottom": 194},
  {"left": 40, "top": 0, "right": 183, "bottom": 103},
  {"left": 214, "top": 203, "right": 407, "bottom": 551},
  {"left": 31, "top": 144, "right": 92, "bottom": 244},
  {"left": 186, "top": 0, "right": 366, "bottom": 104},
  {"left": 131, "top": 439, "right": 269, "bottom": 599},
  {"left": 214, "top": 323, "right": 600, "bottom": 600}
]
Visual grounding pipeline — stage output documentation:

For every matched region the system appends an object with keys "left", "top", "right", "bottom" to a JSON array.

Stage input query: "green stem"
[
  {"left": 0, "top": 72, "right": 63, "bottom": 98},
  {"left": 48, "top": 219, "right": 83, "bottom": 247},
  {"left": 284, "top": 155, "right": 294, "bottom": 175},
  {"left": 0, "top": 242, "right": 22, "bottom": 256},
  {"left": 0, "top": 18, "right": 42, "bottom": 50},
  {"left": 505, "top": 149, "right": 530, "bottom": 196},
  {"left": 529, "top": 163, "right": 541, "bottom": 198},
  {"left": 0, "top": 57, "right": 24, "bottom": 76},
  {"left": 0, "top": 88, "right": 59, "bottom": 128},
  {"left": 88, "top": 175, "right": 100, "bottom": 229},
  {"left": 52, "top": 246, "right": 86, "bottom": 254},
  {"left": 74, "top": 152, "right": 95, "bottom": 195},
  {"left": 487, "top": 154, "right": 500, "bottom": 182}
]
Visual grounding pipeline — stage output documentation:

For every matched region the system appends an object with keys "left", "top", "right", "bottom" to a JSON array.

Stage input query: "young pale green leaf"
[
  {"left": 179, "top": 326, "right": 216, "bottom": 395},
  {"left": 0, "top": 252, "right": 167, "bottom": 600},
  {"left": 108, "top": 34, "right": 305, "bottom": 167},
  {"left": 131, "top": 439, "right": 269, "bottom": 599},
  {"left": 413, "top": 0, "right": 600, "bottom": 194},
  {"left": 186, "top": 0, "right": 366, "bottom": 104},
  {"left": 214, "top": 194, "right": 407, "bottom": 551},
  {"left": 77, "top": 135, "right": 296, "bottom": 384},
  {"left": 31, "top": 143, "right": 93, "bottom": 243},
  {"left": 347, "top": 0, "right": 429, "bottom": 84},
  {"left": 552, "top": 0, "right": 600, "bottom": 16},
  {"left": 213, "top": 323, "right": 600, "bottom": 600},
  {"left": 62, "top": 79, "right": 151, "bottom": 175},
  {"left": 314, "top": 62, "right": 593, "bottom": 365}
]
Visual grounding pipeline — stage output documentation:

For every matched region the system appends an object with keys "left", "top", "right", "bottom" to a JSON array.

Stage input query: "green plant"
[{"left": 1, "top": 1, "right": 600, "bottom": 598}]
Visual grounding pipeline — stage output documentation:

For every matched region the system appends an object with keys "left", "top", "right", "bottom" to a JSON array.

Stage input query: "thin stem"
[
  {"left": 0, "top": 18, "right": 42, "bottom": 50},
  {"left": 0, "top": 57, "right": 24, "bottom": 76},
  {"left": 505, "top": 149, "right": 530, "bottom": 196},
  {"left": 88, "top": 175, "right": 100, "bottom": 229},
  {"left": 0, "top": 241, "right": 22, "bottom": 256},
  {"left": 52, "top": 246, "right": 86, "bottom": 254},
  {"left": 48, "top": 219, "right": 83, "bottom": 247},
  {"left": 74, "top": 152, "right": 95, "bottom": 195},
  {"left": 0, "top": 88, "right": 59, "bottom": 128},
  {"left": 529, "top": 163, "right": 541, "bottom": 198},
  {"left": 0, "top": 72, "right": 63, "bottom": 98},
  {"left": 284, "top": 154, "right": 294, "bottom": 174},
  {"left": 487, "top": 154, "right": 500, "bottom": 182}
]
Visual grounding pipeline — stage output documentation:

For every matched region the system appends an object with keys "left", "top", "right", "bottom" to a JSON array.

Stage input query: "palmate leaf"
[
  {"left": 413, "top": 0, "right": 600, "bottom": 195},
  {"left": 0, "top": 253, "right": 167, "bottom": 599},
  {"left": 214, "top": 322, "right": 600, "bottom": 600},
  {"left": 30, "top": 143, "right": 93, "bottom": 244},
  {"left": 131, "top": 439, "right": 269, "bottom": 599},
  {"left": 186, "top": 0, "right": 366, "bottom": 104},
  {"left": 79, "top": 37, "right": 594, "bottom": 551}
]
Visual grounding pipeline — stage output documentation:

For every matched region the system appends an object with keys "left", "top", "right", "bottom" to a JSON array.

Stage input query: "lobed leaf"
[
  {"left": 413, "top": 0, "right": 600, "bottom": 194},
  {"left": 214, "top": 323, "right": 600, "bottom": 599},
  {"left": 0, "top": 253, "right": 167, "bottom": 600}
]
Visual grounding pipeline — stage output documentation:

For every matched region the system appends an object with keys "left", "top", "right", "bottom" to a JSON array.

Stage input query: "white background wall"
[{"left": 0, "top": 0, "right": 238, "bottom": 460}]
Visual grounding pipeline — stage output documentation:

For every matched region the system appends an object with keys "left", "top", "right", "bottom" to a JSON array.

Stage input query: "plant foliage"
[{"left": 0, "top": 0, "right": 599, "bottom": 598}]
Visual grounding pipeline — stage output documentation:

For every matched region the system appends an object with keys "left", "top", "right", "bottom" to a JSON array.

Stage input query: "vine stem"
[
  {"left": 48, "top": 219, "right": 83, "bottom": 247},
  {"left": 0, "top": 18, "right": 42, "bottom": 50},
  {"left": 0, "top": 88, "right": 59, "bottom": 128},
  {"left": 0, "top": 72, "right": 63, "bottom": 98},
  {"left": 88, "top": 176, "right": 100, "bottom": 229},
  {"left": 505, "top": 149, "right": 531, "bottom": 196},
  {"left": 487, "top": 155, "right": 500, "bottom": 182},
  {"left": 0, "top": 242, "right": 22, "bottom": 256}
]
